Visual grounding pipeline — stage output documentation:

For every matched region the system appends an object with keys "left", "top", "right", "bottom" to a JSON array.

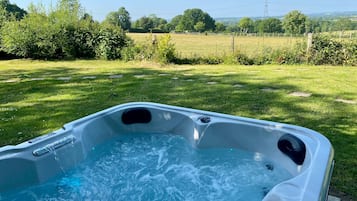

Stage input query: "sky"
[{"left": 11, "top": 0, "right": 357, "bottom": 21}]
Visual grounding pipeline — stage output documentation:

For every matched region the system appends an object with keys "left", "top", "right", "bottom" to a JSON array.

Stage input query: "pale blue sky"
[{"left": 11, "top": 0, "right": 357, "bottom": 21}]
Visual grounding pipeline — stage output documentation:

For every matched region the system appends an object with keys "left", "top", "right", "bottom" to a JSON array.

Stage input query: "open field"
[
  {"left": 0, "top": 60, "right": 356, "bottom": 199},
  {"left": 320, "top": 30, "right": 357, "bottom": 40},
  {"left": 128, "top": 33, "right": 305, "bottom": 58}
]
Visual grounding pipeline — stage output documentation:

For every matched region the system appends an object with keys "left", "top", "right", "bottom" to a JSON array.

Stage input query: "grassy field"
[
  {"left": 0, "top": 60, "right": 356, "bottom": 199},
  {"left": 128, "top": 33, "right": 305, "bottom": 58}
]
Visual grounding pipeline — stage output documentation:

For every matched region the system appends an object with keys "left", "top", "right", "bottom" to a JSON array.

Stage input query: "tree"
[
  {"left": 215, "top": 22, "right": 226, "bottom": 32},
  {"left": 315, "top": 20, "right": 333, "bottom": 32},
  {"left": 194, "top": 21, "right": 205, "bottom": 32},
  {"left": 0, "top": 0, "right": 26, "bottom": 20},
  {"left": 175, "top": 21, "right": 185, "bottom": 32},
  {"left": 147, "top": 14, "right": 168, "bottom": 32},
  {"left": 117, "top": 7, "right": 131, "bottom": 30},
  {"left": 0, "top": 0, "right": 26, "bottom": 29},
  {"left": 254, "top": 19, "right": 263, "bottom": 33},
  {"left": 58, "top": 0, "right": 82, "bottom": 18},
  {"left": 168, "top": 15, "right": 182, "bottom": 32},
  {"left": 305, "top": 19, "right": 320, "bottom": 33},
  {"left": 333, "top": 18, "right": 353, "bottom": 31},
  {"left": 133, "top": 15, "right": 168, "bottom": 32},
  {"left": 238, "top": 17, "right": 254, "bottom": 33},
  {"left": 81, "top": 13, "right": 94, "bottom": 22},
  {"left": 0, "top": 5, "right": 9, "bottom": 27},
  {"left": 226, "top": 24, "right": 239, "bottom": 33},
  {"left": 282, "top": 10, "right": 307, "bottom": 34},
  {"left": 255, "top": 18, "right": 282, "bottom": 33},
  {"left": 133, "top": 16, "right": 154, "bottom": 32},
  {"left": 179, "top": 8, "right": 215, "bottom": 32},
  {"left": 104, "top": 7, "right": 131, "bottom": 30},
  {"left": 202, "top": 11, "right": 215, "bottom": 31}
]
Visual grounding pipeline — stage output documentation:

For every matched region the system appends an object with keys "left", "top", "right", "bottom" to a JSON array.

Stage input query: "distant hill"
[
  {"left": 308, "top": 11, "right": 357, "bottom": 19},
  {"left": 215, "top": 11, "right": 357, "bottom": 25}
]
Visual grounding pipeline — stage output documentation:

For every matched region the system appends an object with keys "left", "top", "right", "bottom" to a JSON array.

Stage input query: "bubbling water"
[{"left": 2, "top": 133, "right": 292, "bottom": 201}]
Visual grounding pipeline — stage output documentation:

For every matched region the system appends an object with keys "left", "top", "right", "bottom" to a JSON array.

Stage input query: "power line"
[{"left": 264, "top": 0, "right": 269, "bottom": 18}]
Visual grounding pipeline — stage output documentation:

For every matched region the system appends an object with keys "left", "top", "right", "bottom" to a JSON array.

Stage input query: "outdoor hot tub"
[{"left": 0, "top": 102, "right": 334, "bottom": 201}]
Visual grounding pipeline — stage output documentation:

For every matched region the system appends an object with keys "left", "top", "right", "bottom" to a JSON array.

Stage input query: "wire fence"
[
  {"left": 129, "top": 32, "right": 356, "bottom": 58},
  {"left": 230, "top": 31, "right": 357, "bottom": 39}
]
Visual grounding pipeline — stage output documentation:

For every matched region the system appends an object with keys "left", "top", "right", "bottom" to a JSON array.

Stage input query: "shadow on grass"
[{"left": 0, "top": 65, "right": 356, "bottom": 199}]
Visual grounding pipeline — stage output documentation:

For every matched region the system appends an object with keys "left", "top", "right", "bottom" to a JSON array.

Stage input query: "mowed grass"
[
  {"left": 128, "top": 33, "right": 305, "bottom": 58},
  {"left": 0, "top": 60, "right": 356, "bottom": 199}
]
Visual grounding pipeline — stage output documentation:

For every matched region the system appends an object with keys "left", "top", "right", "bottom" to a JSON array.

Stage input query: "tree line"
[
  {"left": 105, "top": 7, "right": 357, "bottom": 34},
  {"left": 1, "top": 0, "right": 356, "bottom": 35},
  {"left": 0, "top": 0, "right": 355, "bottom": 65}
]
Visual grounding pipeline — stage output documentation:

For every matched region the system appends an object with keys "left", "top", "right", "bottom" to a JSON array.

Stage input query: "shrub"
[
  {"left": 252, "top": 47, "right": 274, "bottom": 65},
  {"left": 235, "top": 52, "right": 254, "bottom": 65},
  {"left": 200, "top": 56, "right": 223, "bottom": 64},
  {"left": 0, "top": 2, "right": 130, "bottom": 60},
  {"left": 95, "top": 25, "right": 129, "bottom": 60},
  {"left": 253, "top": 55, "right": 272, "bottom": 65},
  {"left": 341, "top": 40, "right": 357, "bottom": 66},
  {"left": 156, "top": 34, "right": 176, "bottom": 64},
  {"left": 1, "top": 13, "right": 60, "bottom": 59},
  {"left": 222, "top": 52, "right": 254, "bottom": 65},
  {"left": 120, "top": 40, "right": 138, "bottom": 61},
  {"left": 308, "top": 35, "right": 356, "bottom": 66},
  {"left": 222, "top": 54, "right": 235, "bottom": 65},
  {"left": 59, "top": 25, "right": 97, "bottom": 59},
  {"left": 132, "top": 43, "right": 156, "bottom": 61},
  {"left": 271, "top": 48, "right": 304, "bottom": 65},
  {"left": 172, "top": 56, "right": 223, "bottom": 65}
]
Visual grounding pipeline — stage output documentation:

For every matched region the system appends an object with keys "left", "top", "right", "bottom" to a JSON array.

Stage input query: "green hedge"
[
  {"left": 308, "top": 35, "right": 357, "bottom": 66},
  {"left": 0, "top": 5, "right": 130, "bottom": 60}
]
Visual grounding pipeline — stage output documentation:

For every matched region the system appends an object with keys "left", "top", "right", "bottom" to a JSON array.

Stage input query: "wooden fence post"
[
  {"left": 306, "top": 33, "right": 313, "bottom": 62},
  {"left": 231, "top": 33, "right": 235, "bottom": 54},
  {"left": 307, "top": 33, "right": 313, "bottom": 53}
]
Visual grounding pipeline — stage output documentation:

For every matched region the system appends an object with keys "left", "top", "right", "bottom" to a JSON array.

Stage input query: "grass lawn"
[
  {"left": 128, "top": 33, "right": 305, "bottom": 58},
  {"left": 0, "top": 60, "right": 356, "bottom": 199}
]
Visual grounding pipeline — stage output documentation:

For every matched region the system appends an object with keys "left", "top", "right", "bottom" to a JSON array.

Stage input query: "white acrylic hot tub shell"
[{"left": 0, "top": 102, "right": 334, "bottom": 201}]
